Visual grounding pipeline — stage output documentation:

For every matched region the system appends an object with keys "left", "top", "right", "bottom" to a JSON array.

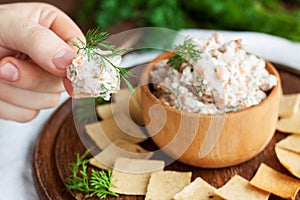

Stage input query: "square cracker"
[
  {"left": 97, "top": 88, "right": 144, "bottom": 124},
  {"left": 85, "top": 112, "right": 146, "bottom": 149},
  {"left": 275, "top": 146, "right": 300, "bottom": 179},
  {"left": 112, "top": 88, "right": 136, "bottom": 103},
  {"left": 111, "top": 158, "right": 165, "bottom": 195},
  {"left": 89, "top": 139, "right": 153, "bottom": 170},
  {"left": 96, "top": 103, "right": 115, "bottom": 120},
  {"left": 279, "top": 93, "right": 300, "bottom": 117},
  {"left": 215, "top": 175, "right": 269, "bottom": 200},
  {"left": 276, "top": 112, "right": 300, "bottom": 134},
  {"left": 276, "top": 134, "right": 300, "bottom": 154},
  {"left": 250, "top": 163, "right": 300, "bottom": 200},
  {"left": 112, "top": 87, "right": 144, "bottom": 126},
  {"left": 173, "top": 177, "right": 218, "bottom": 200},
  {"left": 145, "top": 170, "right": 192, "bottom": 200}
]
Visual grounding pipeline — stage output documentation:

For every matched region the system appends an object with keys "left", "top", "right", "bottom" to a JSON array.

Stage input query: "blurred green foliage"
[{"left": 76, "top": 0, "right": 300, "bottom": 41}]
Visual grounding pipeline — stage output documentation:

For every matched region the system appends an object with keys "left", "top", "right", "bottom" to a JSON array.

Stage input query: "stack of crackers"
[
  {"left": 85, "top": 88, "right": 148, "bottom": 170},
  {"left": 82, "top": 89, "right": 300, "bottom": 199},
  {"left": 276, "top": 92, "right": 300, "bottom": 181}
]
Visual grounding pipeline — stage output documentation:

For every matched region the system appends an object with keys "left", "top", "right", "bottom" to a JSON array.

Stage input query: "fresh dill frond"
[
  {"left": 65, "top": 150, "right": 91, "bottom": 192},
  {"left": 167, "top": 38, "right": 202, "bottom": 71},
  {"left": 86, "top": 29, "right": 110, "bottom": 47},
  {"left": 118, "top": 68, "right": 136, "bottom": 95},
  {"left": 72, "top": 27, "right": 129, "bottom": 61},
  {"left": 72, "top": 28, "right": 110, "bottom": 59},
  {"left": 65, "top": 150, "right": 118, "bottom": 199},
  {"left": 167, "top": 54, "right": 186, "bottom": 71},
  {"left": 71, "top": 28, "right": 134, "bottom": 95},
  {"left": 90, "top": 169, "right": 118, "bottom": 198}
]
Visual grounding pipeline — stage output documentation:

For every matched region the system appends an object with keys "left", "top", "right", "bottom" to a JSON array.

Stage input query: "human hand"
[{"left": 0, "top": 2, "right": 84, "bottom": 122}]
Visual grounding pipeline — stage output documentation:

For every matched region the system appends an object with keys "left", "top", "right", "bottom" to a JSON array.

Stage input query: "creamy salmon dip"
[
  {"left": 67, "top": 49, "right": 121, "bottom": 100},
  {"left": 150, "top": 33, "right": 277, "bottom": 114}
]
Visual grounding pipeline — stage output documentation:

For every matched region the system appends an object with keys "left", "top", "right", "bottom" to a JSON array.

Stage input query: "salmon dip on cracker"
[
  {"left": 150, "top": 33, "right": 277, "bottom": 114},
  {"left": 67, "top": 48, "right": 121, "bottom": 100}
]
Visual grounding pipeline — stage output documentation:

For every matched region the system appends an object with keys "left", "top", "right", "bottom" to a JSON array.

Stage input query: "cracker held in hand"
[
  {"left": 276, "top": 134, "right": 300, "bottom": 153},
  {"left": 67, "top": 29, "right": 133, "bottom": 100},
  {"left": 111, "top": 158, "right": 165, "bottom": 195},
  {"left": 89, "top": 139, "right": 153, "bottom": 170},
  {"left": 215, "top": 175, "right": 269, "bottom": 200},
  {"left": 275, "top": 146, "right": 300, "bottom": 179},
  {"left": 279, "top": 93, "right": 300, "bottom": 117},
  {"left": 85, "top": 112, "right": 146, "bottom": 149},
  {"left": 145, "top": 170, "right": 192, "bottom": 200},
  {"left": 276, "top": 112, "right": 300, "bottom": 134},
  {"left": 173, "top": 177, "right": 218, "bottom": 200},
  {"left": 250, "top": 163, "right": 300, "bottom": 199}
]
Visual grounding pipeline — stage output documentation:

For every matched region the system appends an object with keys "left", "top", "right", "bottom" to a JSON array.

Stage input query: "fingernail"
[
  {"left": 0, "top": 62, "right": 19, "bottom": 82},
  {"left": 52, "top": 48, "right": 75, "bottom": 69}
]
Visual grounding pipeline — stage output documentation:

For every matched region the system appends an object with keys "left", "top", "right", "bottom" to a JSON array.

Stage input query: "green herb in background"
[
  {"left": 76, "top": 0, "right": 300, "bottom": 41},
  {"left": 77, "top": 0, "right": 193, "bottom": 30},
  {"left": 65, "top": 151, "right": 118, "bottom": 198},
  {"left": 183, "top": 0, "right": 300, "bottom": 41}
]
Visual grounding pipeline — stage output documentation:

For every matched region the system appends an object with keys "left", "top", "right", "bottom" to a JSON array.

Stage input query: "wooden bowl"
[{"left": 140, "top": 52, "right": 282, "bottom": 168}]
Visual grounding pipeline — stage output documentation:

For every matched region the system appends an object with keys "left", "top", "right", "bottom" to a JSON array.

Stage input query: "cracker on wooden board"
[
  {"left": 250, "top": 163, "right": 300, "bottom": 200},
  {"left": 112, "top": 87, "right": 142, "bottom": 103},
  {"left": 96, "top": 103, "right": 115, "bottom": 120},
  {"left": 89, "top": 139, "right": 153, "bottom": 170},
  {"left": 85, "top": 112, "right": 146, "bottom": 149},
  {"left": 214, "top": 175, "right": 270, "bottom": 200},
  {"left": 276, "top": 112, "right": 300, "bottom": 134},
  {"left": 111, "top": 158, "right": 165, "bottom": 195},
  {"left": 173, "top": 177, "right": 219, "bottom": 200},
  {"left": 276, "top": 134, "right": 300, "bottom": 154},
  {"left": 275, "top": 146, "right": 300, "bottom": 179},
  {"left": 112, "top": 87, "right": 144, "bottom": 126},
  {"left": 96, "top": 87, "right": 143, "bottom": 122},
  {"left": 112, "top": 88, "right": 133, "bottom": 103},
  {"left": 145, "top": 170, "right": 192, "bottom": 200},
  {"left": 279, "top": 93, "right": 300, "bottom": 117}
]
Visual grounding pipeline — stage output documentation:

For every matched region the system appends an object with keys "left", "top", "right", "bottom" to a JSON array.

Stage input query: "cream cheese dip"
[
  {"left": 150, "top": 33, "right": 277, "bottom": 114},
  {"left": 67, "top": 49, "right": 121, "bottom": 100}
]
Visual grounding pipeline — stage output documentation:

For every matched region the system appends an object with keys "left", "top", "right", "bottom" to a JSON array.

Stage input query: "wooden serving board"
[{"left": 33, "top": 64, "right": 300, "bottom": 200}]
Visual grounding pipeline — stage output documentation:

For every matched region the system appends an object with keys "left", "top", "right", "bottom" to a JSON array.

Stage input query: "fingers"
[
  {"left": 0, "top": 3, "right": 84, "bottom": 76},
  {"left": 0, "top": 56, "right": 64, "bottom": 93},
  {"left": 0, "top": 56, "right": 64, "bottom": 123},
  {"left": 38, "top": 3, "right": 85, "bottom": 46},
  {"left": 63, "top": 77, "right": 73, "bottom": 96},
  {"left": 0, "top": 99, "right": 39, "bottom": 123},
  {"left": 0, "top": 81, "right": 61, "bottom": 110},
  {"left": 0, "top": 3, "right": 83, "bottom": 123},
  {"left": 0, "top": 14, "right": 74, "bottom": 76}
]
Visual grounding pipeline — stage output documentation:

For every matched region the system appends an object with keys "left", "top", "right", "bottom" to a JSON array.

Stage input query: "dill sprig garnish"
[
  {"left": 167, "top": 38, "right": 202, "bottom": 71},
  {"left": 90, "top": 169, "right": 118, "bottom": 198},
  {"left": 71, "top": 28, "right": 135, "bottom": 95},
  {"left": 65, "top": 150, "right": 118, "bottom": 198},
  {"left": 71, "top": 28, "right": 128, "bottom": 61}
]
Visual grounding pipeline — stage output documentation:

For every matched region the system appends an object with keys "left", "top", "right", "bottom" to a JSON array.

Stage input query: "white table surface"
[{"left": 0, "top": 29, "right": 299, "bottom": 199}]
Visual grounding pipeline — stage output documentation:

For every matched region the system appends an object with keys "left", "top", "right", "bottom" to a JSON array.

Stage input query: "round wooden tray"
[{"left": 33, "top": 64, "right": 300, "bottom": 200}]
